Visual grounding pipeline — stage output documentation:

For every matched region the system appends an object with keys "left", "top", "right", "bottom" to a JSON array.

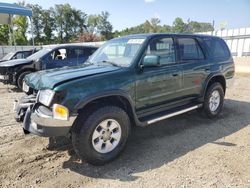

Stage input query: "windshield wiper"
[{"left": 100, "top": 60, "right": 120, "bottom": 67}]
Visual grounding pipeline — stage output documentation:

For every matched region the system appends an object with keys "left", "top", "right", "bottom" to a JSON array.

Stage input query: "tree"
[
  {"left": 13, "top": 15, "right": 28, "bottom": 45},
  {"left": 0, "top": 24, "right": 9, "bottom": 45},
  {"left": 27, "top": 4, "right": 43, "bottom": 43},
  {"left": 97, "top": 11, "right": 113, "bottom": 40},
  {"left": 172, "top": 17, "right": 185, "bottom": 32},
  {"left": 42, "top": 8, "right": 55, "bottom": 44},
  {"left": 87, "top": 14, "right": 101, "bottom": 34},
  {"left": 186, "top": 21, "right": 214, "bottom": 33},
  {"left": 75, "top": 32, "right": 101, "bottom": 42},
  {"left": 53, "top": 4, "right": 87, "bottom": 43}
]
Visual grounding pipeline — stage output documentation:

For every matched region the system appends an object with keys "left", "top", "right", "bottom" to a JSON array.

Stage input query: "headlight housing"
[
  {"left": 38, "top": 89, "right": 55, "bottom": 106},
  {"left": 22, "top": 81, "right": 29, "bottom": 93}
]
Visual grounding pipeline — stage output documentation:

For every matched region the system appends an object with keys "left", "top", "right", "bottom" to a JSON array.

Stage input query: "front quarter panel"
[{"left": 53, "top": 68, "right": 136, "bottom": 113}]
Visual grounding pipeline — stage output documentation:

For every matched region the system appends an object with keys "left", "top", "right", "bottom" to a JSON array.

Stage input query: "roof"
[
  {"left": 0, "top": 2, "right": 32, "bottom": 17},
  {"left": 120, "top": 33, "right": 218, "bottom": 39}
]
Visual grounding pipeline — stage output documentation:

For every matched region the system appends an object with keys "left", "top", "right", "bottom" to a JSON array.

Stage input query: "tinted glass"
[
  {"left": 68, "top": 48, "right": 85, "bottom": 58},
  {"left": 146, "top": 37, "right": 176, "bottom": 64},
  {"left": 178, "top": 38, "right": 204, "bottom": 60},
  {"left": 204, "top": 38, "right": 230, "bottom": 58},
  {"left": 49, "top": 48, "right": 67, "bottom": 61},
  {"left": 84, "top": 48, "right": 96, "bottom": 56},
  {"left": 13, "top": 52, "right": 24, "bottom": 59}
]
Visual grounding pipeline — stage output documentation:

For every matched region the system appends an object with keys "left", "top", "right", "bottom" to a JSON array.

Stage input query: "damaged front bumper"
[
  {"left": 23, "top": 105, "right": 76, "bottom": 137},
  {"left": 14, "top": 95, "right": 36, "bottom": 122},
  {"left": 15, "top": 95, "right": 77, "bottom": 137}
]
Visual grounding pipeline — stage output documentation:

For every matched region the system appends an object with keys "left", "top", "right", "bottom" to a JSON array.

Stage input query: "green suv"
[{"left": 15, "top": 33, "right": 235, "bottom": 165}]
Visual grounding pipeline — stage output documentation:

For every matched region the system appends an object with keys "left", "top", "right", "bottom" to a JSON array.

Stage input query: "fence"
[
  {"left": 198, "top": 27, "right": 250, "bottom": 57},
  {"left": 1, "top": 28, "right": 250, "bottom": 58}
]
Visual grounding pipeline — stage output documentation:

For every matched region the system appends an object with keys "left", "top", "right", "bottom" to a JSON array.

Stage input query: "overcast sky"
[{"left": 1, "top": 0, "right": 250, "bottom": 30}]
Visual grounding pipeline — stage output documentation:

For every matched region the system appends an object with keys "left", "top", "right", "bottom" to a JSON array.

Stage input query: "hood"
[
  {"left": 25, "top": 64, "right": 121, "bottom": 90},
  {"left": 0, "top": 59, "right": 33, "bottom": 67}
]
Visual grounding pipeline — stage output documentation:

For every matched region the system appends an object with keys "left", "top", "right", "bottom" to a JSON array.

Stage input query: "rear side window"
[
  {"left": 204, "top": 38, "right": 230, "bottom": 58},
  {"left": 178, "top": 38, "right": 204, "bottom": 60}
]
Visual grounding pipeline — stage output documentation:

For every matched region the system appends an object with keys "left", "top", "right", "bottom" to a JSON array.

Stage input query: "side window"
[
  {"left": 50, "top": 48, "right": 67, "bottom": 61},
  {"left": 23, "top": 51, "right": 32, "bottom": 58},
  {"left": 13, "top": 52, "right": 24, "bottom": 59},
  {"left": 178, "top": 38, "right": 204, "bottom": 60},
  {"left": 146, "top": 37, "right": 176, "bottom": 64},
  {"left": 84, "top": 48, "right": 97, "bottom": 57},
  {"left": 68, "top": 48, "right": 85, "bottom": 59},
  {"left": 204, "top": 38, "right": 230, "bottom": 58}
]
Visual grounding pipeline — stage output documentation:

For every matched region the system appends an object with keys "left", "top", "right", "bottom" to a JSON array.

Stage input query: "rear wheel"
[
  {"left": 200, "top": 82, "right": 224, "bottom": 118},
  {"left": 72, "top": 106, "right": 131, "bottom": 165}
]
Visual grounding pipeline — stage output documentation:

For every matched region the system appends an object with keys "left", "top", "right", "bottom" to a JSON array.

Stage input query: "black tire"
[
  {"left": 71, "top": 106, "right": 131, "bottom": 165},
  {"left": 17, "top": 71, "right": 31, "bottom": 91},
  {"left": 200, "top": 82, "right": 224, "bottom": 118}
]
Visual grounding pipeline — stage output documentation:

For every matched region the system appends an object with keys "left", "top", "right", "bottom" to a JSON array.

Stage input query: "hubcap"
[
  {"left": 209, "top": 90, "right": 220, "bottom": 112},
  {"left": 92, "top": 119, "right": 122, "bottom": 153}
]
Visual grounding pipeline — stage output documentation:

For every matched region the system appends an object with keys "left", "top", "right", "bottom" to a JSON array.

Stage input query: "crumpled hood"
[
  {"left": 25, "top": 64, "right": 121, "bottom": 90},
  {"left": 0, "top": 59, "right": 32, "bottom": 67}
]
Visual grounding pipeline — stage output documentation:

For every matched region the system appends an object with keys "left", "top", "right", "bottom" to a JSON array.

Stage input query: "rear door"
[
  {"left": 176, "top": 37, "right": 209, "bottom": 100},
  {"left": 135, "top": 37, "right": 182, "bottom": 112}
]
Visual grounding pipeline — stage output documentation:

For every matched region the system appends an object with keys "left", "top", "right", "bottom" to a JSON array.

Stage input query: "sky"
[{"left": 1, "top": 0, "right": 250, "bottom": 31}]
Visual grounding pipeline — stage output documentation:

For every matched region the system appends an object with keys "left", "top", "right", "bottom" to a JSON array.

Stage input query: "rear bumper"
[{"left": 23, "top": 105, "right": 77, "bottom": 137}]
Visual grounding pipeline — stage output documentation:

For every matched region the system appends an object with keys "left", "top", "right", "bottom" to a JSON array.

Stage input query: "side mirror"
[{"left": 142, "top": 55, "right": 160, "bottom": 67}]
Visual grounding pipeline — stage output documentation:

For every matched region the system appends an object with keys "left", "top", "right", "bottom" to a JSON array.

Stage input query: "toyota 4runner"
[{"left": 15, "top": 33, "right": 234, "bottom": 165}]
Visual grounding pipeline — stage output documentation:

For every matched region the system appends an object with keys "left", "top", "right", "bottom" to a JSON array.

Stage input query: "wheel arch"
[
  {"left": 203, "top": 73, "right": 226, "bottom": 99},
  {"left": 72, "top": 90, "right": 144, "bottom": 132},
  {"left": 15, "top": 68, "right": 36, "bottom": 84}
]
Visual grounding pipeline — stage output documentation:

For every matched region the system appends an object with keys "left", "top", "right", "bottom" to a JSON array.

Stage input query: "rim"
[
  {"left": 209, "top": 90, "right": 221, "bottom": 112},
  {"left": 91, "top": 119, "right": 122, "bottom": 153}
]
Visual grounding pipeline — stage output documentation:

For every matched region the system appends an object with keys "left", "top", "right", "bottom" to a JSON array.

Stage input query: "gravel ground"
[{"left": 0, "top": 75, "right": 249, "bottom": 188}]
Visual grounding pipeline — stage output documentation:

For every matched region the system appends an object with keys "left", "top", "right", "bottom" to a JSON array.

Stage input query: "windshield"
[
  {"left": 2, "top": 52, "right": 14, "bottom": 60},
  {"left": 27, "top": 48, "right": 52, "bottom": 60},
  {"left": 89, "top": 38, "right": 146, "bottom": 67}
]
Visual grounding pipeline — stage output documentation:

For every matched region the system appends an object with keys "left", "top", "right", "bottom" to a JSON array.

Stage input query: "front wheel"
[
  {"left": 71, "top": 106, "right": 131, "bottom": 165},
  {"left": 200, "top": 82, "right": 225, "bottom": 118},
  {"left": 17, "top": 71, "right": 31, "bottom": 91}
]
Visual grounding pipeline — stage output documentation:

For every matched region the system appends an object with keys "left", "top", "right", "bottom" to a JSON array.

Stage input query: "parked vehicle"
[
  {"left": 15, "top": 33, "right": 234, "bottom": 165},
  {"left": 0, "top": 49, "right": 38, "bottom": 63},
  {"left": 0, "top": 45, "right": 97, "bottom": 89}
]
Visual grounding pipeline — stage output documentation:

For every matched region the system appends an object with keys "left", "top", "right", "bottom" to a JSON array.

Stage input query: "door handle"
[
  {"left": 172, "top": 73, "right": 179, "bottom": 77},
  {"left": 204, "top": 68, "right": 210, "bottom": 72}
]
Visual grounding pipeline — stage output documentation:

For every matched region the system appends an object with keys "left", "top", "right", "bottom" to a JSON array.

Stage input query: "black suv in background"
[
  {"left": 0, "top": 45, "right": 97, "bottom": 89},
  {"left": 0, "top": 49, "right": 38, "bottom": 63}
]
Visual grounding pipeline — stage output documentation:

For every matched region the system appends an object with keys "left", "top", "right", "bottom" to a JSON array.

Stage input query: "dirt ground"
[{"left": 0, "top": 75, "right": 250, "bottom": 188}]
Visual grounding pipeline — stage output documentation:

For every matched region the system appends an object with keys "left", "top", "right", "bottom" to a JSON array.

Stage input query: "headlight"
[
  {"left": 22, "top": 81, "right": 29, "bottom": 93},
  {"left": 38, "top": 89, "right": 55, "bottom": 106},
  {"left": 53, "top": 104, "right": 69, "bottom": 120}
]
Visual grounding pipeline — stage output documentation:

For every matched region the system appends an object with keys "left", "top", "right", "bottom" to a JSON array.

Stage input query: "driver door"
[
  {"left": 45, "top": 48, "right": 69, "bottom": 69},
  {"left": 135, "top": 37, "right": 182, "bottom": 112}
]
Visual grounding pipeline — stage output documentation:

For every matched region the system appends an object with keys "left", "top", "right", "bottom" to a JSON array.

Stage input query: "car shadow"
[{"left": 50, "top": 99, "right": 250, "bottom": 182}]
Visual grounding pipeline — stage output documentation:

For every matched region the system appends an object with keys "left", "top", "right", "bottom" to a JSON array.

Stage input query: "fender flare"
[
  {"left": 74, "top": 89, "right": 146, "bottom": 127},
  {"left": 201, "top": 72, "right": 226, "bottom": 99}
]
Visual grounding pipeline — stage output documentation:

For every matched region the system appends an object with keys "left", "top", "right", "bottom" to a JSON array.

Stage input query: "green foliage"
[
  {"left": 0, "top": 24, "right": 9, "bottom": 45},
  {"left": 172, "top": 17, "right": 185, "bottom": 32},
  {"left": 1, "top": 2, "right": 214, "bottom": 45},
  {"left": 98, "top": 11, "right": 113, "bottom": 40},
  {"left": 13, "top": 15, "right": 28, "bottom": 45}
]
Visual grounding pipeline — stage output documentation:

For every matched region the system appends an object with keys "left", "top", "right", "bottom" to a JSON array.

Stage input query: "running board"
[{"left": 147, "top": 105, "right": 201, "bottom": 125}]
